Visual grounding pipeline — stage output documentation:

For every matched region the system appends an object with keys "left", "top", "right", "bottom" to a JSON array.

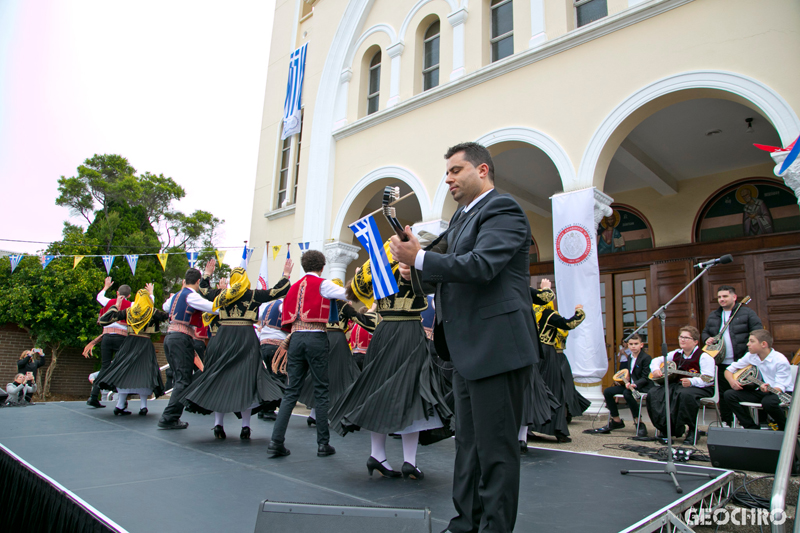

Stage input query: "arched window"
[
  {"left": 490, "top": 0, "right": 513, "bottom": 62},
  {"left": 423, "top": 21, "right": 440, "bottom": 91},
  {"left": 367, "top": 51, "right": 381, "bottom": 115}
]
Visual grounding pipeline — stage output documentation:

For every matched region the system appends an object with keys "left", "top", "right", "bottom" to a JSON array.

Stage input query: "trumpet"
[{"left": 612, "top": 369, "right": 642, "bottom": 400}]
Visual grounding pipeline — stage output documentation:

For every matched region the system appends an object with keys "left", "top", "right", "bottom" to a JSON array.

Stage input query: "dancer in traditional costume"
[
  {"left": 257, "top": 298, "right": 287, "bottom": 421},
  {"left": 349, "top": 310, "right": 375, "bottom": 371},
  {"left": 328, "top": 241, "right": 453, "bottom": 480},
  {"left": 181, "top": 261, "right": 293, "bottom": 440},
  {"left": 97, "top": 285, "right": 167, "bottom": 416},
  {"left": 528, "top": 281, "right": 586, "bottom": 443},
  {"left": 299, "top": 280, "right": 378, "bottom": 428}
]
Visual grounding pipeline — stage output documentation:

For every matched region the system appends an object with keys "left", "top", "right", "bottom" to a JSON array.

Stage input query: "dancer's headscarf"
[
  {"left": 127, "top": 289, "right": 155, "bottom": 335},
  {"left": 212, "top": 267, "right": 251, "bottom": 311}
]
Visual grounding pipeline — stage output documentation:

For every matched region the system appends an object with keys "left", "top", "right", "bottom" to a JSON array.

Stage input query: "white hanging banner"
[{"left": 551, "top": 187, "right": 607, "bottom": 383}]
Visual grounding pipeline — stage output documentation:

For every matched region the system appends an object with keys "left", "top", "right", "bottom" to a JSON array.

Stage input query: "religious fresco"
[
  {"left": 597, "top": 206, "right": 653, "bottom": 255},
  {"left": 696, "top": 179, "right": 800, "bottom": 242}
]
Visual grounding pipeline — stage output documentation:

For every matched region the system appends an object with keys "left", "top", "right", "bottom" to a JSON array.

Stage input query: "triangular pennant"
[
  {"left": 157, "top": 253, "right": 168, "bottom": 271},
  {"left": 125, "top": 255, "right": 139, "bottom": 275},
  {"left": 9, "top": 254, "right": 24, "bottom": 273},
  {"left": 215, "top": 249, "right": 227, "bottom": 264},
  {"left": 42, "top": 255, "right": 55, "bottom": 270},
  {"left": 102, "top": 255, "right": 115, "bottom": 274},
  {"left": 298, "top": 242, "right": 310, "bottom": 253},
  {"left": 272, "top": 245, "right": 282, "bottom": 260},
  {"left": 186, "top": 251, "right": 199, "bottom": 269},
  {"left": 73, "top": 255, "right": 84, "bottom": 269}
]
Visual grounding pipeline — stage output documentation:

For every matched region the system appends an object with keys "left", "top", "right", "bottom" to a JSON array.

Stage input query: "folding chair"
[
  {"left": 695, "top": 367, "right": 721, "bottom": 443},
  {"left": 736, "top": 365, "right": 797, "bottom": 428}
]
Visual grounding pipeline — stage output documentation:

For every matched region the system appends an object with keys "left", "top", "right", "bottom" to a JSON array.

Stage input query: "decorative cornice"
[
  {"left": 323, "top": 241, "right": 361, "bottom": 265},
  {"left": 339, "top": 68, "right": 353, "bottom": 84},
  {"left": 593, "top": 189, "right": 614, "bottom": 227},
  {"left": 447, "top": 7, "right": 469, "bottom": 26},
  {"left": 387, "top": 42, "right": 405, "bottom": 58},
  {"left": 333, "top": 0, "right": 695, "bottom": 142},
  {"left": 265, "top": 205, "right": 296, "bottom": 221}
]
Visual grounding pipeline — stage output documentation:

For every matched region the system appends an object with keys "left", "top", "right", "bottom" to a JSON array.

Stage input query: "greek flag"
[
  {"left": 125, "top": 255, "right": 139, "bottom": 275},
  {"left": 186, "top": 251, "right": 199, "bottom": 269},
  {"left": 298, "top": 242, "right": 310, "bottom": 254},
  {"left": 9, "top": 254, "right": 23, "bottom": 273},
  {"left": 349, "top": 215, "right": 398, "bottom": 300},
  {"left": 102, "top": 255, "right": 115, "bottom": 274},
  {"left": 240, "top": 243, "right": 254, "bottom": 269},
  {"left": 281, "top": 43, "right": 308, "bottom": 140}
]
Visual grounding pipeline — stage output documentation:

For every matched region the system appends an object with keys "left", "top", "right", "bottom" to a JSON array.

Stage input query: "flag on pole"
[
  {"left": 778, "top": 135, "right": 800, "bottom": 175},
  {"left": 74, "top": 256, "right": 84, "bottom": 269},
  {"left": 102, "top": 255, "right": 115, "bottom": 274},
  {"left": 186, "top": 251, "right": 199, "bottom": 269},
  {"left": 281, "top": 42, "right": 308, "bottom": 140},
  {"left": 42, "top": 255, "right": 55, "bottom": 269},
  {"left": 215, "top": 249, "right": 227, "bottom": 264},
  {"left": 239, "top": 243, "right": 254, "bottom": 269},
  {"left": 272, "top": 245, "right": 281, "bottom": 260},
  {"left": 349, "top": 215, "right": 398, "bottom": 300},
  {"left": 298, "top": 242, "right": 310, "bottom": 254},
  {"left": 157, "top": 253, "right": 168, "bottom": 271},
  {"left": 125, "top": 255, "right": 139, "bottom": 275},
  {"left": 286, "top": 243, "right": 291, "bottom": 260},
  {"left": 9, "top": 254, "right": 23, "bottom": 273},
  {"left": 258, "top": 246, "right": 270, "bottom": 290}
]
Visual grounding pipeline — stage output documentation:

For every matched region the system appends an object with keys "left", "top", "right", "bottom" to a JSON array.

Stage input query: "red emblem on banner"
[{"left": 556, "top": 225, "right": 592, "bottom": 265}]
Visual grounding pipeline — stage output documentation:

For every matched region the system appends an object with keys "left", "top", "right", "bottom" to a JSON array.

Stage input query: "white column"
[
  {"left": 386, "top": 42, "right": 404, "bottom": 108},
  {"left": 529, "top": 0, "right": 546, "bottom": 49},
  {"left": 323, "top": 242, "right": 361, "bottom": 283},
  {"left": 771, "top": 150, "right": 800, "bottom": 207},
  {"left": 593, "top": 189, "right": 614, "bottom": 226},
  {"left": 332, "top": 68, "right": 352, "bottom": 130},
  {"left": 447, "top": 8, "right": 468, "bottom": 81}
]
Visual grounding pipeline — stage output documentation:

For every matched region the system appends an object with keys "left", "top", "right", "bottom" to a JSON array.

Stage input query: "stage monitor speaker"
[
  {"left": 255, "top": 500, "right": 431, "bottom": 533},
  {"left": 707, "top": 427, "right": 799, "bottom": 474}
]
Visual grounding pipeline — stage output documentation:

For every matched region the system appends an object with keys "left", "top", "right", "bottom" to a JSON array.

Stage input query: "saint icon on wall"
[
  {"left": 736, "top": 184, "right": 774, "bottom": 235},
  {"left": 598, "top": 211, "right": 626, "bottom": 254}
]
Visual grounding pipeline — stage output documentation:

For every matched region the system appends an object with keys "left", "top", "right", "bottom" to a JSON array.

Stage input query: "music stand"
[{"left": 620, "top": 265, "right": 717, "bottom": 493}]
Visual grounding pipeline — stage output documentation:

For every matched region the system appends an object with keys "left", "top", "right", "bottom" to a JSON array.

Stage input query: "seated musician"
[
  {"left": 646, "top": 326, "right": 715, "bottom": 445},
  {"left": 589, "top": 334, "right": 652, "bottom": 437},
  {"left": 723, "top": 329, "right": 793, "bottom": 431}
]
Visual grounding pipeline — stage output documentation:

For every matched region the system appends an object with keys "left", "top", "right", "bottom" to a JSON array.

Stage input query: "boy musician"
[
  {"left": 723, "top": 329, "right": 793, "bottom": 431},
  {"left": 590, "top": 334, "right": 652, "bottom": 437}
]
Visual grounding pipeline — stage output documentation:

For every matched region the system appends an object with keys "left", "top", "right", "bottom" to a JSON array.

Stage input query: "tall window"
[
  {"left": 490, "top": 0, "right": 513, "bottom": 62},
  {"left": 277, "top": 136, "right": 291, "bottom": 208},
  {"left": 423, "top": 21, "right": 440, "bottom": 91},
  {"left": 367, "top": 51, "right": 381, "bottom": 115},
  {"left": 293, "top": 112, "right": 303, "bottom": 203},
  {"left": 575, "top": 0, "right": 607, "bottom": 27}
]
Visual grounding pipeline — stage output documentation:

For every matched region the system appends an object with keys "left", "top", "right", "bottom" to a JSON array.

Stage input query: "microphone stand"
[{"left": 620, "top": 264, "right": 717, "bottom": 493}]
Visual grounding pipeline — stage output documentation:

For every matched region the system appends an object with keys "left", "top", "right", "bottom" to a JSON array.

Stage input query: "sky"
[{"left": 0, "top": 0, "right": 276, "bottom": 260}]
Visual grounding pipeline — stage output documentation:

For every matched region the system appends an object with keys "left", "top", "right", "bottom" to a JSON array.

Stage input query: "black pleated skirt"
[
  {"left": 299, "top": 330, "right": 360, "bottom": 409},
  {"left": 521, "top": 363, "right": 560, "bottom": 427},
  {"left": 328, "top": 320, "right": 453, "bottom": 438},
  {"left": 181, "top": 324, "right": 283, "bottom": 415},
  {"left": 530, "top": 344, "right": 573, "bottom": 436},
  {"left": 97, "top": 336, "right": 164, "bottom": 398},
  {"left": 559, "top": 353, "right": 591, "bottom": 417}
]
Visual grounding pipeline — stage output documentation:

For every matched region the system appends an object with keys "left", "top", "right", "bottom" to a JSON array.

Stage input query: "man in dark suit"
[
  {"left": 391, "top": 142, "right": 538, "bottom": 533},
  {"left": 588, "top": 334, "right": 653, "bottom": 437}
]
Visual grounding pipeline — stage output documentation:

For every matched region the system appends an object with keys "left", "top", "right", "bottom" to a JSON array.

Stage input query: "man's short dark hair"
[
  {"left": 301, "top": 250, "right": 326, "bottom": 273},
  {"left": 750, "top": 329, "right": 773, "bottom": 348},
  {"left": 184, "top": 268, "right": 202, "bottom": 285},
  {"left": 445, "top": 142, "right": 495, "bottom": 182},
  {"left": 118, "top": 285, "right": 132, "bottom": 297},
  {"left": 717, "top": 285, "right": 736, "bottom": 295},
  {"left": 627, "top": 333, "right": 643, "bottom": 343}
]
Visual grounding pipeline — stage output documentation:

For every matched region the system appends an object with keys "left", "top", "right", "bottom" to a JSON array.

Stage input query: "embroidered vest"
[
  {"left": 169, "top": 288, "right": 201, "bottom": 326},
  {"left": 420, "top": 295, "right": 435, "bottom": 340},
  {"left": 676, "top": 348, "right": 702, "bottom": 374},
  {"left": 349, "top": 323, "right": 373, "bottom": 353},
  {"left": 100, "top": 298, "right": 131, "bottom": 324},
  {"left": 281, "top": 275, "right": 330, "bottom": 330},
  {"left": 260, "top": 300, "right": 283, "bottom": 330}
]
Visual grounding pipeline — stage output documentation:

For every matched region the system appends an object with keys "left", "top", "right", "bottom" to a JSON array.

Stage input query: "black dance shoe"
[
  {"left": 636, "top": 422, "right": 648, "bottom": 438},
  {"left": 683, "top": 431, "right": 696, "bottom": 446},
  {"left": 139, "top": 408, "right": 148, "bottom": 416},
  {"left": 158, "top": 419, "right": 188, "bottom": 430},
  {"left": 113, "top": 407, "right": 131, "bottom": 416},
  {"left": 402, "top": 462, "right": 424, "bottom": 480},
  {"left": 317, "top": 444, "right": 336, "bottom": 457},
  {"left": 240, "top": 426, "right": 251, "bottom": 440},
  {"left": 213, "top": 425, "right": 226, "bottom": 440},
  {"left": 268, "top": 442, "right": 291, "bottom": 457},
  {"left": 87, "top": 398, "right": 106, "bottom": 408},
  {"left": 584, "top": 419, "right": 625, "bottom": 434},
  {"left": 263, "top": 411, "right": 277, "bottom": 421},
  {"left": 555, "top": 432, "right": 572, "bottom": 443},
  {"left": 367, "top": 456, "right": 401, "bottom": 478},
  {"left": 307, "top": 416, "right": 316, "bottom": 427},
  {"left": 519, "top": 441, "right": 528, "bottom": 454}
]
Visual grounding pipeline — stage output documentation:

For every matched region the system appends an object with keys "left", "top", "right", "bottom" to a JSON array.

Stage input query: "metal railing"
[{"left": 771, "top": 368, "right": 800, "bottom": 533}]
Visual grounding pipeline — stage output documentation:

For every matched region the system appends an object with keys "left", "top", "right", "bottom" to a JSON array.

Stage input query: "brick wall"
[{"left": 0, "top": 324, "right": 168, "bottom": 398}]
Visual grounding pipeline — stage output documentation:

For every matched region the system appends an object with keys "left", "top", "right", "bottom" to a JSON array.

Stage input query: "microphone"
[{"left": 695, "top": 254, "right": 733, "bottom": 268}]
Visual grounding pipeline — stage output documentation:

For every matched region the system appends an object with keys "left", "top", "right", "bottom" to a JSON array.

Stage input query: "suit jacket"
[
  {"left": 421, "top": 190, "right": 539, "bottom": 380},
  {"left": 621, "top": 351, "right": 653, "bottom": 391}
]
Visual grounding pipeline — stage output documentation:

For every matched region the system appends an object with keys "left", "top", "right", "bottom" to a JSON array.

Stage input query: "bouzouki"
[
  {"left": 703, "top": 296, "right": 751, "bottom": 364},
  {"left": 649, "top": 361, "right": 714, "bottom": 385},
  {"left": 733, "top": 365, "right": 792, "bottom": 405},
  {"left": 612, "top": 369, "right": 643, "bottom": 400},
  {"left": 382, "top": 186, "right": 410, "bottom": 242}
]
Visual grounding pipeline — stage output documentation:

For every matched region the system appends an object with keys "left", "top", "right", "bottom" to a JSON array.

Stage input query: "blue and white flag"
[
  {"left": 42, "top": 255, "right": 55, "bottom": 270},
  {"left": 281, "top": 42, "right": 308, "bottom": 140},
  {"left": 349, "top": 215, "right": 398, "bottom": 300},
  {"left": 102, "top": 255, "right": 115, "bottom": 274},
  {"left": 298, "top": 242, "right": 310, "bottom": 254},
  {"left": 9, "top": 254, "right": 23, "bottom": 273},
  {"left": 125, "top": 254, "right": 139, "bottom": 275},
  {"left": 239, "top": 243, "right": 254, "bottom": 269},
  {"left": 186, "top": 251, "right": 199, "bottom": 269}
]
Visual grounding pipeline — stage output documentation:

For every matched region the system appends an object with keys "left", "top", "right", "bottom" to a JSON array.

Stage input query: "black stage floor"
[{"left": 0, "top": 401, "right": 729, "bottom": 532}]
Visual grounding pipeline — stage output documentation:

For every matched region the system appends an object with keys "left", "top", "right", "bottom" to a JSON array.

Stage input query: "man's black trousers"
[
  {"left": 160, "top": 332, "right": 196, "bottom": 423},
  {"left": 90, "top": 334, "right": 126, "bottom": 401}
]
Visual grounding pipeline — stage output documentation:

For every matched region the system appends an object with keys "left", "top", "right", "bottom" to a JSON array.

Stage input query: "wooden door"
[{"left": 649, "top": 260, "right": 698, "bottom": 356}]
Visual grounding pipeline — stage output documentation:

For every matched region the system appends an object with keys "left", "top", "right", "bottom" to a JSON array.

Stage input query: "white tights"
[
  {"left": 214, "top": 409, "right": 252, "bottom": 428},
  {"left": 370, "top": 431, "right": 421, "bottom": 470}
]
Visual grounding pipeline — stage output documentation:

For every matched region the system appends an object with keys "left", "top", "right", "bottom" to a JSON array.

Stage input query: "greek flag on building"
[
  {"left": 281, "top": 43, "right": 308, "bottom": 140},
  {"left": 349, "top": 215, "right": 398, "bottom": 300}
]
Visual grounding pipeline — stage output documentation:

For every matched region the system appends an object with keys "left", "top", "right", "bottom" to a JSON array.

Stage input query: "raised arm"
[
  {"left": 541, "top": 307, "right": 585, "bottom": 331},
  {"left": 341, "top": 303, "right": 379, "bottom": 332}
]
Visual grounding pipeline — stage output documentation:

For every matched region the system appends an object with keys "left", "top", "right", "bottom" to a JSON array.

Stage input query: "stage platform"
[{"left": 0, "top": 400, "right": 732, "bottom": 532}]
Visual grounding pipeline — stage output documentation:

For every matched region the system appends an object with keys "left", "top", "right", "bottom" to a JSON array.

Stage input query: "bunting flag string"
[
  {"left": 102, "top": 255, "right": 115, "bottom": 274},
  {"left": 215, "top": 249, "right": 227, "bottom": 264},
  {"left": 73, "top": 256, "right": 84, "bottom": 269},
  {"left": 125, "top": 255, "right": 139, "bottom": 275},
  {"left": 186, "top": 251, "right": 199, "bottom": 269},
  {"left": 42, "top": 255, "right": 56, "bottom": 270},
  {"left": 157, "top": 253, "right": 168, "bottom": 271},
  {"left": 9, "top": 255, "right": 23, "bottom": 273},
  {"left": 271, "top": 245, "right": 281, "bottom": 260}
]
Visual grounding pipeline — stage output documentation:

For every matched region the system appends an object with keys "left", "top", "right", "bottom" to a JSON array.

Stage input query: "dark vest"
[
  {"left": 261, "top": 300, "right": 283, "bottom": 330},
  {"left": 676, "top": 348, "right": 702, "bottom": 374},
  {"left": 169, "top": 288, "right": 201, "bottom": 325},
  {"left": 100, "top": 298, "right": 131, "bottom": 324}
]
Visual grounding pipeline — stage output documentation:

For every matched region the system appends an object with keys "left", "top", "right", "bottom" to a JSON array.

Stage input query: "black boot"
[{"left": 87, "top": 398, "right": 106, "bottom": 408}]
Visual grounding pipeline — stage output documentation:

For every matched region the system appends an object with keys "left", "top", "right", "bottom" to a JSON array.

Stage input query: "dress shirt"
[
  {"left": 258, "top": 302, "right": 287, "bottom": 342},
  {"left": 296, "top": 272, "right": 348, "bottom": 333},
  {"left": 97, "top": 291, "right": 151, "bottom": 331},
  {"left": 727, "top": 349, "right": 793, "bottom": 392},
  {"left": 161, "top": 288, "right": 215, "bottom": 315},
  {"left": 414, "top": 188, "right": 496, "bottom": 271},
  {"left": 628, "top": 354, "right": 637, "bottom": 380},
  {"left": 720, "top": 309, "right": 735, "bottom": 364},
  {"left": 650, "top": 347, "right": 715, "bottom": 388}
]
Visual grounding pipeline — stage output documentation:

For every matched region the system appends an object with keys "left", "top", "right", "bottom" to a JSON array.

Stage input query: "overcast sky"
[{"left": 0, "top": 0, "right": 276, "bottom": 259}]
